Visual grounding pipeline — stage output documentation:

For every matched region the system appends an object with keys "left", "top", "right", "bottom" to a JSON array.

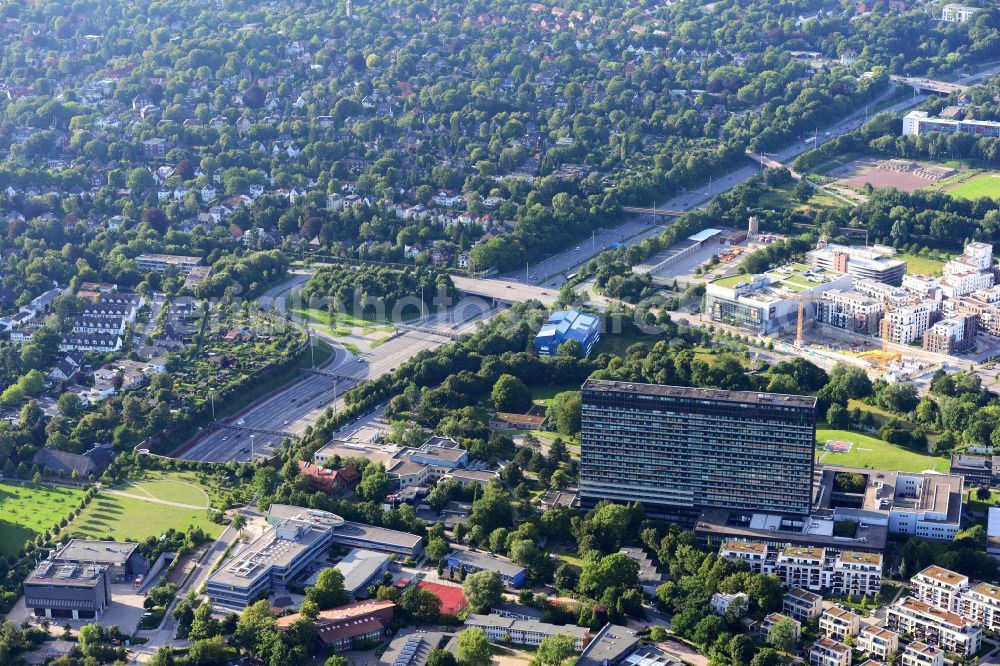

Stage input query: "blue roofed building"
[{"left": 533, "top": 309, "right": 601, "bottom": 357}]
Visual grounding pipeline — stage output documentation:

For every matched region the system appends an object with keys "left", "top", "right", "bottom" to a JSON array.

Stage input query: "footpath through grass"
[
  {"left": 816, "top": 428, "right": 948, "bottom": 473},
  {"left": 0, "top": 482, "right": 85, "bottom": 557},
  {"left": 65, "top": 492, "right": 223, "bottom": 542}
]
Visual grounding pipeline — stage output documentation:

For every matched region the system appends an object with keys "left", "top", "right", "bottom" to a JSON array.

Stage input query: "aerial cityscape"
[{"left": 1, "top": 0, "right": 1000, "bottom": 665}]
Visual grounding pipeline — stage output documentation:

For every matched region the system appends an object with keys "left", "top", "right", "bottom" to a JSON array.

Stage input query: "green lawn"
[
  {"left": 530, "top": 384, "right": 581, "bottom": 406},
  {"left": 946, "top": 172, "right": 1000, "bottom": 200},
  {"left": 895, "top": 253, "right": 949, "bottom": 276},
  {"left": 967, "top": 489, "right": 1000, "bottom": 513},
  {"left": 0, "top": 482, "right": 85, "bottom": 556},
  {"left": 816, "top": 428, "right": 948, "bottom": 472},
  {"left": 116, "top": 472, "right": 213, "bottom": 508},
  {"left": 65, "top": 493, "right": 223, "bottom": 542}
]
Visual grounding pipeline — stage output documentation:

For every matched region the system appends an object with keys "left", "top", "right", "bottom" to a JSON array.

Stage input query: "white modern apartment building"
[
  {"left": 903, "top": 110, "right": 1000, "bottom": 137},
  {"left": 809, "top": 637, "right": 851, "bottom": 666},
  {"left": 886, "top": 597, "right": 982, "bottom": 657},
  {"left": 880, "top": 303, "right": 936, "bottom": 345},
  {"left": 819, "top": 606, "right": 861, "bottom": 642},
  {"left": 959, "top": 583, "right": 1000, "bottom": 633},
  {"left": 911, "top": 565, "right": 968, "bottom": 613},
  {"left": 901, "top": 642, "right": 944, "bottom": 666},
  {"left": 857, "top": 626, "right": 898, "bottom": 661},
  {"left": 941, "top": 3, "right": 980, "bottom": 22},
  {"left": 720, "top": 542, "right": 883, "bottom": 597}
]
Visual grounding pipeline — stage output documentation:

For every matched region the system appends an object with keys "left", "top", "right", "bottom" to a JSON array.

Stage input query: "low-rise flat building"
[
  {"left": 886, "top": 597, "right": 982, "bottom": 657},
  {"left": 857, "top": 626, "right": 898, "bottom": 661},
  {"left": 948, "top": 453, "right": 1000, "bottom": 487},
  {"left": 265, "top": 504, "right": 424, "bottom": 558},
  {"left": 959, "top": 582, "right": 1000, "bottom": 634},
  {"left": 464, "top": 613, "right": 590, "bottom": 650},
  {"left": 136, "top": 253, "right": 203, "bottom": 274},
  {"left": 819, "top": 606, "right": 861, "bottom": 641},
  {"left": 49, "top": 540, "right": 147, "bottom": 583},
  {"left": 808, "top": 243, "right": 906, "bottom": 285},
  {"left": 711, "top": 592, "right": 749, "bottom": 617},
  {"left": 379, "top": 631, "right": 457, "bottom": 666},
  {"left": 335, "top": 549, "right": 392, "bottom": 599},
  {"left": 809, "top": 637, "right": 851, "bottom": 666},
  {"left": 783, "top": 588, "right": 823, "bottom": 622},
  {"left": 207, "top": 517, "right": 334, "bottom": 610},
  {"left": 24, "top": 560, "right": 110, "bottom": 621},
  {"left": 911, "top": 565, "right": 968, "bottom": 613},
  {"left": 901, "top": 642, "right": 943, "bottom": 666},
  {"left": 533, "top": 308, "right": 601, "bottom": 357},
  {"left": 446, "top": 550, "right": 527, "bottom": 588},
  {"left": 276, "top": 599, "right": 394, "bottom": 651}
]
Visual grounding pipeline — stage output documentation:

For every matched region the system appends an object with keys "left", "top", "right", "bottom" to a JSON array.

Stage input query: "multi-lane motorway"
[
  {"left": 179, "top": 297, "right": 499, "bottom": 462},
  {"left": 504, "top": 65, "right": 1000, "bottom": 290},
  {"left": 179, "top": 62, "right": 1000, "bottom": 464}
]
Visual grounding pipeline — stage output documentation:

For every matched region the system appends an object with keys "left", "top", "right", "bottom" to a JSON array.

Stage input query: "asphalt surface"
[
  {"left": 180, "top": 293, "right": 500, "bottom": 463},
  {"left": 501, "top": 65, "right": 1000, "bottom": 290}
]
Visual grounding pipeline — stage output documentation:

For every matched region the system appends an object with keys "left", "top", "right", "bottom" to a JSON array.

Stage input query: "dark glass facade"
[{"left": 580, "top": 380, "right": 817, "bottom": 520}]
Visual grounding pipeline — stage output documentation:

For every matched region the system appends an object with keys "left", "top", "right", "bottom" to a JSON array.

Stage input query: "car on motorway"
[
  {"left": 283, "top": 420, "right": 289, "bottom": 425},
  {"left": 237, "top": 418, "right": 245, "bottom": 425}
]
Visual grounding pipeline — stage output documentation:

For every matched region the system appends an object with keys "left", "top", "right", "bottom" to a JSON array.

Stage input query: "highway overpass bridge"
[
  {"left": 621, "top": 206, "right": 685, "bottom": 216},
  {"left": 451, "top": 275, "right": 559, "bottom": 306},
  {"left": 892, "top": 76, "right": 970, "bottom": 95}
]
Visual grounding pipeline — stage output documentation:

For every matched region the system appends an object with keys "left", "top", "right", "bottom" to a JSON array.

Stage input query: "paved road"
[
  {"left": 505, "top": 81, "right": 924, "bottom": 289},
  {"left": 180, "top": 293, "right": 500, "bottom": 463},
  {"left": 130, "top": 525, "right": 240, "bottom": 663},
  {"left": 502, "top": 62, "right": 1000, "bottom": 290}
]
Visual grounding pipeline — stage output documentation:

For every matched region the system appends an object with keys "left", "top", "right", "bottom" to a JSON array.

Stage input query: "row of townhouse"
[{"left": 720, "top": 542, "right": 883, "bottom": 597}]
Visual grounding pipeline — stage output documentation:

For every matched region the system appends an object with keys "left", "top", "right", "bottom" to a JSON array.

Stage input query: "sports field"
[
  {"left": 0, "top": 482, "right": 85, "bottom": 556},
  {"left": 816, "top": 429, "right": 948, "bottom": 473},
  {"left": 945, "top": 172, "right": 1000, "bottom": 200}
]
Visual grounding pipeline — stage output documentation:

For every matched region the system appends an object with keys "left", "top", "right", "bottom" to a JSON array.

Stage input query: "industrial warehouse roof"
[{"left": 54, "top": 540, "right": 139, "bottom": 566}]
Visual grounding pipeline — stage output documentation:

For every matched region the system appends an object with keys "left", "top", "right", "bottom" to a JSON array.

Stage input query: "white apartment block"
[
  {"left": 880, "top": 303, "right": 935, "bottom": 345},
  {"left": 760, "top": 613, "right": 801, "bottom": 643},
  {"left": 817, "top": 290, "right": 884, "bottom": 334},
  {"left": 942, "top": 243, "right": 994, "bottom": 297},
  {"left": 941, "top": 3, "right": 979, "bottom": 22},
  {"left": 901, "top": 642, "right": 944, "bottom": 666},
  {"left": 720, "top": 542, "right": 882, "bottom": 596},
  {"left": 886, "top": 597, "right": 982, "bottom": 657},
  {"left": 809, "top": 637, "right": 851, "bottom": 666},
  {"left": 777, "top": 547, "right": 825, "bottom": 591},
  {"left": 911, "top": 565, "right": 968, "bottom": 613},
  {"left": 832, "top": 551, "right": 883, "bottom": 598},
  {"left": 857, "top": 626, "right": 898, "bottom": 661},
  {"left": 719, "top": 541, "right": 770, "bottom": 573},
  {"left": 784, "top": 588, "right": 824, "bottom": 622},
  {"left": 959, "top": 583, "right": 1000, "bottom": 634},
  {"left": 710, "top": 592, "right": 748, "bottom": 617},
  {"left": 941, "top": 270, "right": 993, "bottom": 298},
  {"left": 855, "top": 278, "right": 907, "bottom": 303},
  {"left": 820, "top": 606, "right": 861, "bottom": 642}
]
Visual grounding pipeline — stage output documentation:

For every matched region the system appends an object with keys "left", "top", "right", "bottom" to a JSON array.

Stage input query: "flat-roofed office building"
[
  {"left": 24, "top": 560, "right": 110, "bottom": 621},
  {"left": 580, "top": 381, "right": 816, "bottom": 520}
]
